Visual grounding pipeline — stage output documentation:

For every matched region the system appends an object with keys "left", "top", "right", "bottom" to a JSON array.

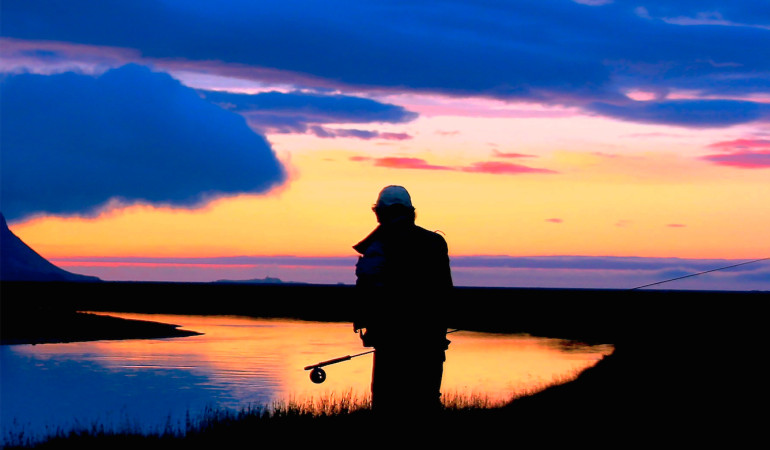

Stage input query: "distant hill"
[
  {"left": 214, "top": 276, "right": 306, "bottom": 285},
  {"left": 0, "top": 212, "right": 100, "bottom": 282}
]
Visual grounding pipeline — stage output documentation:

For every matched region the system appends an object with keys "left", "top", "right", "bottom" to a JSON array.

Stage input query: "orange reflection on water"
[
  {"left": 63, "top": 313, "right": 612, "bottom": 407},
  {"left": 441, "top": 332, "right": 612, "bottom": 405}
]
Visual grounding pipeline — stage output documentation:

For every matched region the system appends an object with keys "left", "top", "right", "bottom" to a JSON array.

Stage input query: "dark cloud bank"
[
  {"left": 52, "top": 255, "right": 770, "bottom": 290},
  {"left": 0, "top": 65, "right": 286, "bottom": 221},
  {"left": 3, "top": 0, "right": 770, "bottom": 128}
]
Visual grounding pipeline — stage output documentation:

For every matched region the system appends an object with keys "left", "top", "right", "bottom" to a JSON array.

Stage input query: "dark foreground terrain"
[{"left": 1, "top": 281, "right": 767, "bottom": 447}]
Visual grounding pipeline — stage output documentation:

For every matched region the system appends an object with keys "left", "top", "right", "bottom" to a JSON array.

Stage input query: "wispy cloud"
[
  {"left": 350, "top": 156, "right": 556, "bottom": 174},
  {"left": 572, "top": 0, "right": 614, "bottom": 6},
  {"left": 461, "top": 161, "right": 557, "bottom": 175},
  {"left": 701, "top": 138, "right": 770, "bottom": 168},
  {"left": 708, "top": 138, "right": 770, "bottom": 150},
  {"left": 701, "top": 151, "right": 770, "bottom": 168},
  {"left": 493, "top": 150, "right": 537, "bottom": 159},
  {"left": 309, "top": 126, "right": 411, "bottom": 140},
  {"left": 372, "top": 157, "right": 453, "bottom": 171},
  {"left": 198, "top": 89, "right": 417, "bottom": 137}
]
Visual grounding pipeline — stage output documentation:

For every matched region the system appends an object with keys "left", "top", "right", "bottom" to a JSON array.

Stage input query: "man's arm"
[{"left": 434, "top": 233, "right": 453, "bottom": 288}]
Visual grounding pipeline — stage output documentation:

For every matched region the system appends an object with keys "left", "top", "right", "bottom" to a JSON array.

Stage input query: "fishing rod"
[
  {"left": 630, "top": 256, "right": 770, "bottom": 290},
  {"left": 303, "top": 257, "right": 768, "bottom": 383},
  {"left": 304, "top": 328, "right": 461, "bottom": 384}
]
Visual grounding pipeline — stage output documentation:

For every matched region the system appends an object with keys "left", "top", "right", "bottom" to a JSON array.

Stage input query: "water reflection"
[{"left": 1, "top": 313, "right": 612, "bottom": 441}]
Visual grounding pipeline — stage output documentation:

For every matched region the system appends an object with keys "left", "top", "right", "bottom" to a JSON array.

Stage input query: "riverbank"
[
  {"left": 0, "top": 309, "right": 201, "bottom": 345},
  {"left": 1, "top": 281, "right": 767, "bottom": 446}
]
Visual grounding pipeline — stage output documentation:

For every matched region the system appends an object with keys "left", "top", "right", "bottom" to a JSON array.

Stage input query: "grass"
[
  {"left": 2, "top": 392, "right": 477, "bottom": 448},
  {"left": 2, "top": 366, "right": 596, "bottom": 449}
]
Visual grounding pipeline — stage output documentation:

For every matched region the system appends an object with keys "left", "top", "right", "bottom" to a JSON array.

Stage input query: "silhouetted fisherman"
[{"left": 353, "top": 185, "right": 453, "bottom": 414}]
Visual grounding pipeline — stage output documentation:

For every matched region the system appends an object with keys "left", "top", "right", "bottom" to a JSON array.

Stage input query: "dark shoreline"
[
  {"left": 2, "top": 281, "right": 767, "bottom": 445},
  {"left": 0, "top": 310, "right": 201, "bottom": 346}
]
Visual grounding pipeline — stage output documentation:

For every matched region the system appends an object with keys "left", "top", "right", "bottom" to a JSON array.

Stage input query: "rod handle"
[{"left": 304, "top": 354, "right": 352, "bottom": 370}]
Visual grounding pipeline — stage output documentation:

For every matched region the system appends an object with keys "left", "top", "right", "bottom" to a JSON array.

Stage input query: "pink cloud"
[
  {"left": 350, "top": 155, "right": 557, "bottom": 174},
  {"left": 591, "top": 152, "right": 621, "bottom": 158},
  {"left": 707, "top": 138, "right": 770, "bottom": 150},
  {"left": 701, "top": 151, "right": 770, "bottom": 168},
  {"left": 493, "top": 150, "right": 537, "bottom": 158},
  {"left": 461, "top": 161, "right": 557, "bottom": 175},
  {"left": 667, "top": 223, "right": 686, "bottom": 228},
  {"left": 373, "top": 157, "right": 453, "bottom": 171},
  {"left": 379, "top": 132, "right": 412, "bottom": 141},
  {"left": 546, "top": 218, "right": 563, "bottom": 223},
  {"left": 702, "top": 138, "right": 770, "bottom": 168}
]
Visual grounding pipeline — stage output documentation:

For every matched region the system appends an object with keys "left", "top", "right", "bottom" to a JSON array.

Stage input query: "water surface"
[{"left": 1, "top": 313, "right": 612, "bottom": 441}]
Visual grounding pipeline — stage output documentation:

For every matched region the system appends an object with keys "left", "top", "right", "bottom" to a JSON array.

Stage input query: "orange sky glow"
[{"left": 10, "top": 100, "right": 769, "bottom": 264}]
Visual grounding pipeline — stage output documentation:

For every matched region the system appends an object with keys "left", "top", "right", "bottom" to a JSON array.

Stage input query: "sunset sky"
[{"left": 1, "top": 1, "right": 768, "bottom": 290}]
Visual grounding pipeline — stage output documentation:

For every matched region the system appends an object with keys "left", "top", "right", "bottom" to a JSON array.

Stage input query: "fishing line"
[{"left": 630, "top": 256, "right": 770, "bottom": 290}]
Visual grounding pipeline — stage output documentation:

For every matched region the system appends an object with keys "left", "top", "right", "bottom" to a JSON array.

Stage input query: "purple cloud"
[
  {"left": 0, "top": 65, "right": 286, "bottom": 221},
  {"left": 310, "top": 127, "right": 412, "bottom": 140},
  {"left": 5, "top": 1, "right": 770, "bottom": 129},
  {"left": 48, "top": 254, "right": 770, "bottom": 290},
  {"left": 701, "top": 152, "right": 770, "bottom": 168},
  {"left": 701, "top": 138, "right": 770, "bottom": 168},
  {"left": 198, "top": 89, "right": 417, "bottom": 137},
  {"left": 587, "top": 99, "right": 770, "bottom": 128}
]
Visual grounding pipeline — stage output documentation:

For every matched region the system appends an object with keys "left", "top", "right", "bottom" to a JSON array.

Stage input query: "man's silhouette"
[{"left": 353, "top": 185, "right": 452, "bottom": 413}]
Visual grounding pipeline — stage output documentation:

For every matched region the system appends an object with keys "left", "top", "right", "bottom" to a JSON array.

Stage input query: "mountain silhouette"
[{"left": 0, "top": 212, "right": 100, "bottom": 282}]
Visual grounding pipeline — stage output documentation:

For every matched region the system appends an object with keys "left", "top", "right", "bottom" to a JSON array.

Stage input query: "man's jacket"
[{"left": 353, "top": 217, "right": 452, "bottom": 349}]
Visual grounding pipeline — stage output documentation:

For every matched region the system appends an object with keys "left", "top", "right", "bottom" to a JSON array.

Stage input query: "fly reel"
[
  {"left": 309, "top": 367, "right": 327, "bottom": 384},
  {"left": 303, "top": 350, "right": 373, "bottom": 384}
]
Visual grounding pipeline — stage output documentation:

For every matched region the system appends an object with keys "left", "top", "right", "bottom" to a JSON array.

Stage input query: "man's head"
[
  {"left": 375, "top": 185, "right": 412, "bottom": 208},
  {"left": 373, "top": 185, "right": 415, "bottom": 224}
]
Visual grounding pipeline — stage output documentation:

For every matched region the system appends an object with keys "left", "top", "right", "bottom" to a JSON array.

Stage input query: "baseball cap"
[{"left": 374, "top": 185, "right": 413, "bottom": 208}]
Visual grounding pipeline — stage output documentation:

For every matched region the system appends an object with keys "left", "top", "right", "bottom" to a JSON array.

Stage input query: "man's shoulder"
[{"left": 411, "top": 225, "right": 448, "bottom": 247}]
